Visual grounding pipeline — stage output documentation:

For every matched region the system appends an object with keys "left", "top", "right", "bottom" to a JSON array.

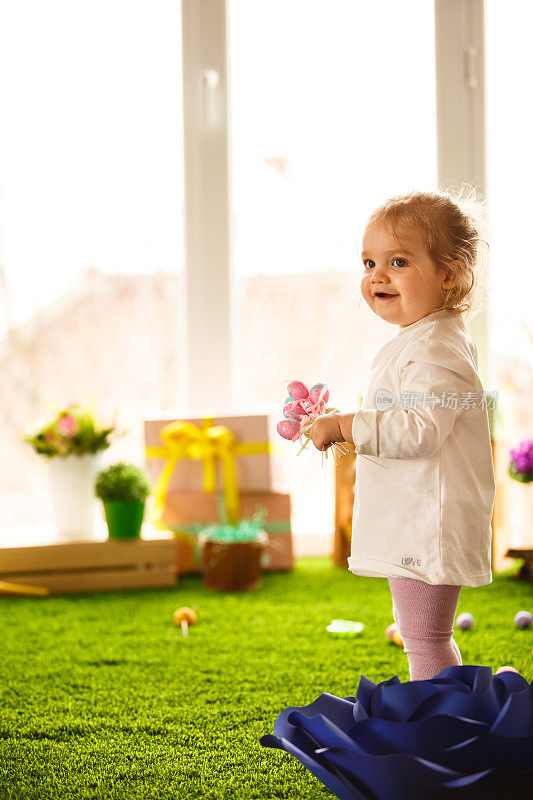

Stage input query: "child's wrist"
[{"left": 337, "top": 413, "right": 355, "bottom": 444}]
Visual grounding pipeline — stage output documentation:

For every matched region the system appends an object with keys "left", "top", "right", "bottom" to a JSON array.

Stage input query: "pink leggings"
[{"left": 388, "top": 576, "right": 462, "bottom": 681}]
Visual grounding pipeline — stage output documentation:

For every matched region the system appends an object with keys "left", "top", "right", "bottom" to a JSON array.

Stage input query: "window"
[
  {"left": 228, "top": 0, "right": 437, "bottom": 547},
  {"left": 0, "top": 1, "right": 185, "bottom": 526}
]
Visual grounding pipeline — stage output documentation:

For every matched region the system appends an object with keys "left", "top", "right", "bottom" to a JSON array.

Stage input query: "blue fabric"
[{"left": 260, "top": 665, "right": 533, "bottom": 799}]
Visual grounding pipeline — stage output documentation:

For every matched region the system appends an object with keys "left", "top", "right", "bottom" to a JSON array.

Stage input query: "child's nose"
[{"left": 370, "top": 270, "right": 391, "bottom": 285}]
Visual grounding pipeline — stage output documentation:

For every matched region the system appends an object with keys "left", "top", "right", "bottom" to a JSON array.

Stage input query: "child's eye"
[{"left": 362, "top": 257, "right": 407, "bottom": 269}]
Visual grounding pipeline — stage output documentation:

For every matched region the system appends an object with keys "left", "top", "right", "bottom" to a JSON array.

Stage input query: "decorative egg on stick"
[
  {"left": 277, "top": 379, "right": 388, "bottom": 469},
  {"left": 173, "top": 606, "right": 197, "bottom": 638},
  {"left": 277, "top": 380, "right": 356, "bottom": 466},
  {"left": 283, "top": 400, "right": 307, "bottom": 420},
  {"left": 309, "top": 383, "right": 330, "bottom": 405},
  {"left": 287, "top": 380, "right": 309, "bottom": 402},
  {"left": 276, "top": 419, "right": 300, "bottom": 441}
]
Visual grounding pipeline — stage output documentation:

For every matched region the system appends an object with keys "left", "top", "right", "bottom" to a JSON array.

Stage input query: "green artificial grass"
[{"left": 1, "top": 557, "right": 532, "bottom": 800}]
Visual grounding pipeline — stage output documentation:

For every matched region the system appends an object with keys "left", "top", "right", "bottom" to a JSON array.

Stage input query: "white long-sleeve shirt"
[{"left": 348, "top": 308, "right": 495, "bottom": 587}]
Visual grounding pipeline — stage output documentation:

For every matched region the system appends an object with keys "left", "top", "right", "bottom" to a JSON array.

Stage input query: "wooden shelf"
[{"left": 0, "top": 531, "right": 177, "bottom": 595}]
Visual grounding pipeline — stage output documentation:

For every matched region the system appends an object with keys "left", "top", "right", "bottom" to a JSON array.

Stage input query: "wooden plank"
[
  {"left": 0, "top": 538, "right": 175, "bottom": 574},
  {"left": 1, "top": 565, "right": 177, "bottom": 594},
  {"left": 0, "top": 581, "right": 49, "bottom": 596},
  {"left": 334, "top": 449, "right": 356, "bottom": 567},
  {"left": 506, "top": 549, "right": 533, "bottom": 559}
]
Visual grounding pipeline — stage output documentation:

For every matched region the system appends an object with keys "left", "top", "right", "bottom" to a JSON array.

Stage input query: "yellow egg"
[
  {"left": 173, "top": 606, "right": 197, "bottom": 626},
  {"left": 392, "top": 630, "right": 404, "bottom": 648},
  {"left": 385, "top": 623, "right": 398, "bottom": 641}
]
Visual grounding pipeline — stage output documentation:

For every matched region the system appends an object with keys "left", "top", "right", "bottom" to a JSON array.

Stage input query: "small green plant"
[{"left": 95, "top": 462, "right": 151, "bottom": 503}]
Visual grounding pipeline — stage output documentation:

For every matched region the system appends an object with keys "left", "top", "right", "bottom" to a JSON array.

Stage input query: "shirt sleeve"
[{"left": 352, "top": 339, "right": 477, "bottom": 460}]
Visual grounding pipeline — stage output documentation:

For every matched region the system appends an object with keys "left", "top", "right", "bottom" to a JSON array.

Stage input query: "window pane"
[
  {"left": 0, "top": 1, "right": 185, "bottom": 525},
  {"left": 486, "top": 0, "right": 533, "bottom": 547},
  {"left": 229, "top": 0, "right": 437, "bottom": 548}
]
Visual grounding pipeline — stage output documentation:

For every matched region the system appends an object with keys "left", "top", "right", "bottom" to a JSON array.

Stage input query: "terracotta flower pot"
[{"left": 199, "top": 531, "right": 268, "bottom": 592}]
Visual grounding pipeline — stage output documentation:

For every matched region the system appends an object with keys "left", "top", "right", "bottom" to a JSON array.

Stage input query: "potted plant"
[
  {"left": 23, "top": 401, "right": 123, "bottom": 539},
  {"left": 95, "top": 462, "right": 151, "bottom": 540},
  {"left": 198, "top": 508, "right": 269, "bottom": 592}
]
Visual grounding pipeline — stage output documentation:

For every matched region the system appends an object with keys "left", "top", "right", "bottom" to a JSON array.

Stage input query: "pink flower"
[{"left": 57, "top": 415, "right": 79, "bottom": 437}]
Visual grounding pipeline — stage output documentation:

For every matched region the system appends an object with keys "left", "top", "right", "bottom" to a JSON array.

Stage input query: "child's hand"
[{"left": 308, "top": 414, "right": 342, "bottom": 451}]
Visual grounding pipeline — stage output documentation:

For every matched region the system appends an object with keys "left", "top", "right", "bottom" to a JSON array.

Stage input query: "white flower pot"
[{"left": 48, "top": 452, "right": 103, "bottom": 540}]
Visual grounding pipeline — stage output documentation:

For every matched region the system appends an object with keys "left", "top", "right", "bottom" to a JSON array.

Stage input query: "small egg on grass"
[
  {"left": 456, "top": 612, "right": 474, "bottom": 630},
  {"left": 514, "top": 610, "right": 532, "bottom": 629},
  {"left": 385, "top": 623, "right": 403, "bottom": 648},
  {"left": 173, "top": 606, "right": 197, "bottom": 638}
]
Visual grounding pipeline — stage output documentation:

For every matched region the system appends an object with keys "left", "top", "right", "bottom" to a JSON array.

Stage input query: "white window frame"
[
  {"left": 435, "top": 0, "right": 489, "bottom": 387},
  {"left": 181, "top": 0, "right": 489, "bottom": 409},
  {"left": 181, "top": 0, "right": 236, "bottom": 411}
]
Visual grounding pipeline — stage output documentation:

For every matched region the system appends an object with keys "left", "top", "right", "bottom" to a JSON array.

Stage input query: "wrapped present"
[
  {"left": 143, "top": 414, "right": 292, "bottom": 575},
  {"left": 160, "top": 490, "right": 293, "bottom": 575},
  {"left": 144, "top": 413, "right": 286, "bottom": 504}
]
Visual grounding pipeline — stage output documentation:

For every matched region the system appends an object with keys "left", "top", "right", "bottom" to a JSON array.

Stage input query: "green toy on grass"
[{"left": 326, "top": 619, "right": 364, "bottom": 637}]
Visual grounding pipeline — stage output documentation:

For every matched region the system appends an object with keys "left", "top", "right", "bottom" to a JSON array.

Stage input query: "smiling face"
[{"left": 360, "top": 221, "right": 452, "bottom": 328}]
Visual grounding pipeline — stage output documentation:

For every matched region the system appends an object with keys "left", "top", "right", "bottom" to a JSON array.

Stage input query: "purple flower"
[
  {"left": 509, "top": 438, "right": 533, "bottom": 483},
  {"left": 260, "top": 665, "right": 533, "bottom": 799}
]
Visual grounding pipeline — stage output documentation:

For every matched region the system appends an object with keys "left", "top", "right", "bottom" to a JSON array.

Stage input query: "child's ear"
[{"left": 440, "top": 260, "right": 461, "bottom": 290}]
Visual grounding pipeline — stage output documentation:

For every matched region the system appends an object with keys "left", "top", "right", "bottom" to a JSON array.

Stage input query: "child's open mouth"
[{"left": 375, "top": 293, "right": 398, "bottom": 300}]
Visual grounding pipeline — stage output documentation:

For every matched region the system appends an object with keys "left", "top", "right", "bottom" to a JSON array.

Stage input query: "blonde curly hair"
[{"left": 363, "top": 185, "right": 489, "bottom": 320}]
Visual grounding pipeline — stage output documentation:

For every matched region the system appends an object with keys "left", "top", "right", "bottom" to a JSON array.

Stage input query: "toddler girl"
[{"left": 310, "top": 188, "right": 496, "bottom": 681}]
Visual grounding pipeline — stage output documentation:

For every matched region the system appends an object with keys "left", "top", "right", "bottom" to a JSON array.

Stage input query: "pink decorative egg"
[
  {"left": 309, "top": 383, "right": 330, "bottom": 405},
  {"left": 277, "top": 419, "right": 300, "bottom": 440},
  {"left": 283, "top": 401, "right": 306, "bottom": 420},
  {"left": 283, "top": 403, "right": 298, "bottom": 420},
  {"left": 496, "top": 666, "right": 519, "bottom": 675},
  {"left": 287, "top": 381, "right": 309, "bottom": 401}
]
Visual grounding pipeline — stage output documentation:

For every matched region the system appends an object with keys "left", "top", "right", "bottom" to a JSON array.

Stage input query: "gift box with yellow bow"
[{"left": 143, "top": 414, "right": 293, "bottom": 574}]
